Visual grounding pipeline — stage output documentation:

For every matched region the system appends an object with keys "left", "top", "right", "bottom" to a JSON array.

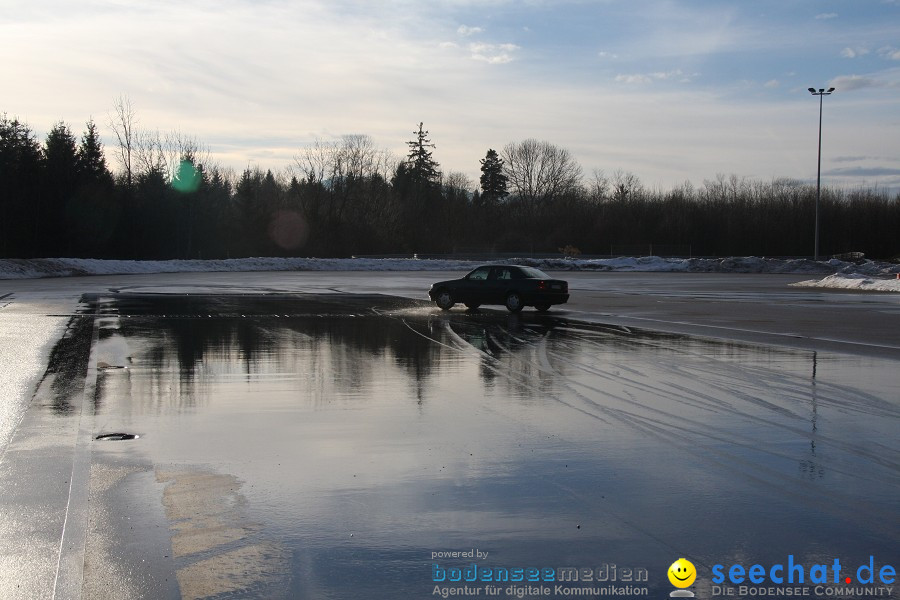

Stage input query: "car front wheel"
[
  {"left": 505, "top": 292, "right": 523, "bottom": 313},
  {"left": 435, "top": 289, "right": 455, "bottom": 310}
]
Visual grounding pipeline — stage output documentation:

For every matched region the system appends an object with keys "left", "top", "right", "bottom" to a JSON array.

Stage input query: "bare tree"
[
  {"left": 134, "top": 128, "right": 166, "bottom": 178},
  {"left": 164, "top": 130, "right": 211, "bottom": 172},
  {"left": 108, "top": 96, "right": 214, "bottom": 185},
  {"left": 294, "top": 138, "right": 332, "bottom": 184},
  {"left": 612, "top": 170, "right": 643, "bottom": 201},
  {"left": 108, "top": 94, "right": 136, "bottom": 186},
  {"left": 589, "top": 168, "right": 610, "bottom": 202},
  {"left": 443, "top": 171, "right": 474, "bottom": 206},
  {"left": 501, "top": 139, "right": 583, "bottom": 210},
  {"left": 293, "top": 135, "right": 397, "bottom": 227},
  {"left": 132, "top": 126, "right": 214, "bottom": 182},
  {"left": 294, "top": 135, "right": 395, "bottom": 184},
  {"left": 339, "top": 134, "right": 394, "bottom": 181}
]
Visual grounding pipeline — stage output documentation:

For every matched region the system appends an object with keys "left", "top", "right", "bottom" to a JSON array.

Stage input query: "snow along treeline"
[{"left": 0, "top": 255, "right": 898, "bottom": 283}]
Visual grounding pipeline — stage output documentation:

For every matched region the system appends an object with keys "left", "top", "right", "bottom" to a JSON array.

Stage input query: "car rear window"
[{"left": 519, "top": 267, "right": 550, "bottom": 279}]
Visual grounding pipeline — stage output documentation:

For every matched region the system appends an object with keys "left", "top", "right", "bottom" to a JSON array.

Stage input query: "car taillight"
[{"left": 537, "top": 281, "right": 546, "bottom": 291}]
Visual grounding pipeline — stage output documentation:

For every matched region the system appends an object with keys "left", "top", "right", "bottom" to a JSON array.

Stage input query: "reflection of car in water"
[{"left": 428, "top": 265, "right": 569, "bottom": 312}]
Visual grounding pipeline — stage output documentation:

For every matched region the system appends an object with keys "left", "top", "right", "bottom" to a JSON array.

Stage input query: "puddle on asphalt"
[{"left": 79, "top": 294, "right": 899, "bottom": 599}]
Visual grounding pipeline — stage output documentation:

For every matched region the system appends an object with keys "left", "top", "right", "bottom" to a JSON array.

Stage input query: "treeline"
[{"left": 2, "top": 110, "right": 898, "bottom": 260}]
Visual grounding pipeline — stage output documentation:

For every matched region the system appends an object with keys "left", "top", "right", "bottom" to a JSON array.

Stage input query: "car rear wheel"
[
  {"left": 505, "top": 292, "right": 523, "bottom": 313},
  {"left": 435, "top": 289, "right": 455, "bottom": 310},
  {"left": 464, "top": 303, "right": 481, "bottom": 310},
  {"left": 534, "top": 303, "right": 551, "bottom": 312}
]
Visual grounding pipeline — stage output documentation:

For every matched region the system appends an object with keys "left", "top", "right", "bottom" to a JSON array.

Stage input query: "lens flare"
[
  {"left": 268, "top": 210, "right": 310, "bottom": 250},
  {"left": 171, "top": 159, "right": 201, "bottom": 193}
]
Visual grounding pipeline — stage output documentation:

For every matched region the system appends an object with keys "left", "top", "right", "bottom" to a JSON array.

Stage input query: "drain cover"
[{"left": 95, "top": 433, "right": 140, "bottom": 441}]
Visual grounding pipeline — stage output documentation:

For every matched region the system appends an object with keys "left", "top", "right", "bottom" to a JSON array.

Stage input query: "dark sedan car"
[{"left": 428, "top": 265, "right": 569, "bottom": 312}]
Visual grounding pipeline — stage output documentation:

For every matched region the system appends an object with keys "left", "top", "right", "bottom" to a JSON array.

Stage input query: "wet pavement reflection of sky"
[{"left": 86, "top": 294, "right": 899, "bottom": 599}]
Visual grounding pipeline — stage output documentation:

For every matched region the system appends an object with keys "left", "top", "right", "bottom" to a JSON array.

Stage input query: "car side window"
[
  {"left": 496, "top": 268, "right": 513, "bottom": 280},
  {"left": 467, "top": 267, "right": 490, "bottom": 281}
]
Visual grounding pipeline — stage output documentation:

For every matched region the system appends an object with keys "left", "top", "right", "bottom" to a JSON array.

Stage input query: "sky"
[{"left": 2, "top": 0, "right": 899, "bottom": 192}]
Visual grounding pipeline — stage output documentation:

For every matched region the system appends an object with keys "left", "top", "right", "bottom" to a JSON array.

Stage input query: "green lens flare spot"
[{"left": 171, "top": 159, "right": 201, "bottom": 193}]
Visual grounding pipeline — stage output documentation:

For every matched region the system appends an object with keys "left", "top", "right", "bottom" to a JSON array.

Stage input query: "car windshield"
[{"left": 518, "top": 266, "right": 550, "bottom": 279}]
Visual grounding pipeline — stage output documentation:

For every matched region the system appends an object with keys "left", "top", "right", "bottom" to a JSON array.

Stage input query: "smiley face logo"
[{"left": 668, "top": 558, "right": 696, "bottom": 588}]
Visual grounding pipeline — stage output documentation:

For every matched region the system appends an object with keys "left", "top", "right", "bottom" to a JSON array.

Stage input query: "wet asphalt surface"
[{"left": 0, "top": 275, "right": 898, "bottom": 599}]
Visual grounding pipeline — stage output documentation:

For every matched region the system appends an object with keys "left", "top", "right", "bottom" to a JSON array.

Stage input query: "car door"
[
  {"left": 487, "top": 267, "right": 515, "bottom": 304},
  {"left": 459, "top": 266, "right": 491, "bottom": 304}
]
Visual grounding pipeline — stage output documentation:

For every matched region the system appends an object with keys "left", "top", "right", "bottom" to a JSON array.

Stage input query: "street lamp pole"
[{"left": 808, "top": 86, "right": 834, "bottom": 261}]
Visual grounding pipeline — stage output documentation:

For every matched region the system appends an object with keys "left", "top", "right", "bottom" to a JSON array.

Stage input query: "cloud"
[
  {"left": 598, "top": 51, "right": 618, "bottom": 59},
  {"left": 823, "top": 166, "right": 900, "bottom": 177},
  {"left": 457, "top": 25, "right": 483, "bottom": 37},
  {"left": 833, "top": 155, "right": 880, "bottom": 163},
  {"left": 829, "top": 74, "right": 881, "bottom": 91},
  {"left": 615, "top": 69, "right": 690, "bottom": 84},
  {"left": 615, "top": 73, "right": 652, "bottom": 84},
  {"left": 650, "top": 69, "right": 684, "bottom": 80},
  {"left": 878, "top": 46, "right": 900, "bottom": 60},
  {"left": 764, "top": 79, "right": 779, "bottom": 88},
  {"left": 469, "top": 42, "right": 520, "bottom": 64},
  {"left": 814, "top": 13, "right": 838, "bottom": 20},
  {"left": 841, "top": 47, "right": 869, "bottom": 59}
]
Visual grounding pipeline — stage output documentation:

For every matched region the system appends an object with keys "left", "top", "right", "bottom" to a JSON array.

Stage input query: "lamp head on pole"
[{"left": 808, "top": 87, "right": 816, "bottom": 93}]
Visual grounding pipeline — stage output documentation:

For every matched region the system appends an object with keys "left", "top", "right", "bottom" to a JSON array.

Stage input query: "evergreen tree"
[
  {"left": 234, "top": 168, "right": 286, "bottom": 255},
  {"left": 405, "top": 122, "right": 441, "bottom": 185},
  {"left": 69, "top": 119, "right": 117, "bottom": 257},
  {"left": 0, "top": 115, "right": 43, "bottom": 173},
  {"left": 44, "top": 122, "right": 81, "bottom": 254},
  {"left": 0, "top": 115, "right": 44, "bottom": 256},
  {"left": 45, "top": 122, "right": 79, "bottom": 185},
  {"left": 76, "top": 119, "right": 112, "bottom": 185},
  {"left": 394, "top": 124, "right": 444, "bottom": 251},
  {"left": 479, "top": 148, "right": 508, "bottom": 203},
  {"left": 132, "top": 166, "right": 171, "bottom": 258}
]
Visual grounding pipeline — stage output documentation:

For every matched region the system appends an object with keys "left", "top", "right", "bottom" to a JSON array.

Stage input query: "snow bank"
[
  {"left": 513, "top": 255, "right": 869, "bottom": 274},
  {"left": 0, "top": 257, "right": 476, "bottom": 279},
  {"left": 0, "top": 255, "right": 898, "bottom": 280},
  {"left": 790, "top": 273, "right": 900, "bottom": 293}
]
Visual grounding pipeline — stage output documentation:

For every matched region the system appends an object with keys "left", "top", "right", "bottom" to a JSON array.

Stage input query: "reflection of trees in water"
[
  {"left": 112, "top": 294, "right": 831, "bottom": 419},
  {"left": 111, "top": 295, "right": 588, "bottom": 409},
  {"left": 44, "top": 313, "right": 96, "bottom": 415},
  {"left": 114, "top": 295, "right": 452, "bottom": 407},
  {"left": 52, "top": 294, "right": 834, "bottom": 440}
]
